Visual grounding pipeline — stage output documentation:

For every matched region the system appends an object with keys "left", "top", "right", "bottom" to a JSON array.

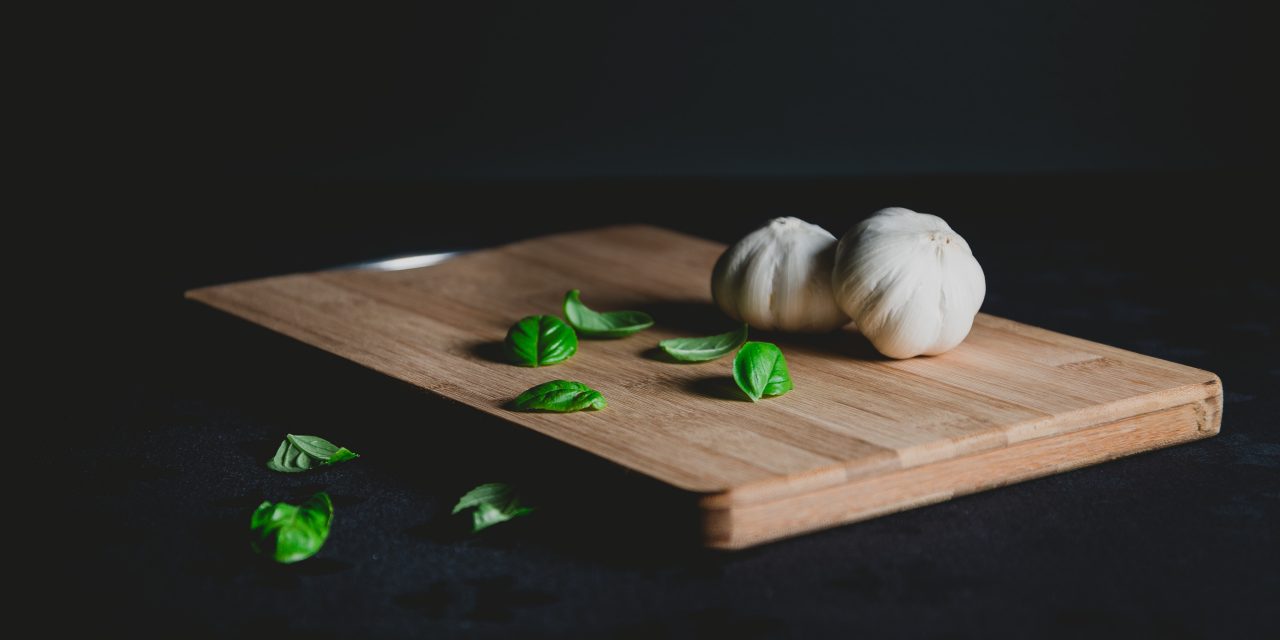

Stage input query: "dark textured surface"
[{"left": 71, "top": 175, "right": 1276, "bottom": 638}]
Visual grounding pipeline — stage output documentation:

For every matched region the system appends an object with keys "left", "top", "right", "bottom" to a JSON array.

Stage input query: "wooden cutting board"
[{"left": 187, "top": 225, "right": 1222, "bottom": 549}]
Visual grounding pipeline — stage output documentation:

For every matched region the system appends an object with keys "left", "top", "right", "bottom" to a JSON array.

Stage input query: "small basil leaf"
[
  {"left": 451, "top": 483, "right": 534, "bottom": 532},
  {"left": 266, "top": 434, "right": 359, "bottom": 472},
  {"left": 267, "top": 438, "right": 312, "bottom": 473},
  {"left": 562, "top": 289, "right": 654, "bottom": 338},
  {"left": 326, "top": 447, "right": 360, "bottom": 464},
  {"left": 658, "top": 323, "right": 749, "bottom": 362},
  {"left": 287, "top": 434, "right": 340, "bottom": 460},
  {"left": 732, "top": 341, "right": 794, "bottom": 402},
  {"left": 452, "top": 483, "right": 511, "bottom": 512},
  {"left": 504, "top": 315, "right": 578, "bottom": 366},
  {"left": 513, "top": 380, "right": 607, "bottom": 412},
  {"left": 250, "top": 492, "right": 333, "bottom": 564}
]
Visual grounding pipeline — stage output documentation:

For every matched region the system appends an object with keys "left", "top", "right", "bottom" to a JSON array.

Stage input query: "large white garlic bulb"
[
  {"left": 832, "top": 207, "right": 985, "bottom": 358},
  {"left": 711, "top": 217, "right": 850, "bottom": 332}
]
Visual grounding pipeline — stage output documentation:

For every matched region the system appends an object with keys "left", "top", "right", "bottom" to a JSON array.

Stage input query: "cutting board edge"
[
  {"left": 696, "top": 374, "right": 1224, "bottom": 508},
  {"left": 697, "top": 385, "right": 1222, "bottom": 549}
]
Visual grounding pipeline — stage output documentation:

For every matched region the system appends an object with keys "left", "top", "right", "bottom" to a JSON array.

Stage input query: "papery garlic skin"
[
  {"left": 833, "top": 207, "right": 985, "bottom": 358},
  {"left": 711, "top": 217, "right": 850, "bottom": 332}
]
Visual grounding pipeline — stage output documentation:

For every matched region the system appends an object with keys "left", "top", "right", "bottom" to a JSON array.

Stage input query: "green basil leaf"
[
  {"left": 250, "top": 492, "right": 333, "bottom": 564},
  {"left": 504, "top": 315, "right": 578, "bottom": 366},
  {"left": 513, "top": 380, "right": 607, "bottom": 412},
  {"left": 562, "top": 289, "right": 654, "bottom": 338},
  {"left": 732, "top": 341, "right": 794, "bottom": 401},
  {"left": 266, "top": 434, "right": 360, "bottom": 472},
  {"left": 451, "top": 483, "right": 534, "bottom": 532},
  {"left": 286, "top": 434, "right": 340, "bottom": 459},
  {"left": 267, "top": 438, "right": 314, "bottom": 473},
  {"left": 658, "top": 323, "right": 749, "bottom": 362},
  {"left": 327, "top": 447, "right": 359, "bottom": 464}
]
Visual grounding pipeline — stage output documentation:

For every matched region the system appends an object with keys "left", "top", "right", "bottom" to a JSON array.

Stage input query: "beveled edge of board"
[
  {"left": 695, "top": 364, "right": 1224, "bottom": 510},
  {"left": 697, "top": 377, "right": 1222, "bottom": 549}
]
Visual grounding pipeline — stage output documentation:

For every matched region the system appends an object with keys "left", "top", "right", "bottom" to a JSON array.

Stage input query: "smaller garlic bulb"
[
  {"left": 711, "top": 217, "right": 850, "bottom": 332},
  {"left": 832, "top": 207, "right": 986, "bottom": 359}
]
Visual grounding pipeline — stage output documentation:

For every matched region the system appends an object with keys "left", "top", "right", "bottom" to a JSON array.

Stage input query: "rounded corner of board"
[
  {"left": 694, "top": 487, "right": 740, "bottom": 510},
  {"left": 696, "top": 503, "right": 739, "bottom": 550},
  {"left": 1203, "top": 373, "right": 1224, "bottom": 397}
]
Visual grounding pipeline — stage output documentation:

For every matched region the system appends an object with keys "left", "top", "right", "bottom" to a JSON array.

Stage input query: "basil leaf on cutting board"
[
  {"left": 250, "top": 492, "right": 334, "bottom": 564},
  {"left": 732, "top": 341, "right": 794, "bottom": 401},
  {"left": 658, "top": 323, "right": 749, "bottom": 362},
  {"left": 267, "top": 434, "right": 360, "bottom": 473},
  {"left": 452, "top": 483, "right": 534, "bottom": 532},
  {"left": 513, "top": 380, "right": 607, "bottom": 412},
  {"left": 562, "top": 289, "right": 654, "bottom": 338},
  {"left": 504, "top": 315, "right": 578, "bottom": 366}
]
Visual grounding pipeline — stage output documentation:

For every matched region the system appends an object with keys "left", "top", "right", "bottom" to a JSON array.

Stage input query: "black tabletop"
[{"left": 69, "top": 175, "right": 1276, "bottom": 638}]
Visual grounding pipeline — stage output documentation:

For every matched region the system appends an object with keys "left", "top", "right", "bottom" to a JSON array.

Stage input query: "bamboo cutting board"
[{"left": 187, "top": 225, "right": 1222, "bottom": 548}]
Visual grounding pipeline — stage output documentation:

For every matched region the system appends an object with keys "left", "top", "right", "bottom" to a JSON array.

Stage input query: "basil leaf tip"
[
  {"left": 267, "top": 434, "right": 360, "bottom": 473},
  {"left": 513, "top": 380, "right": 607, "bottom": 412},
  {"left": 732, "top": 341, "right": 794, "bottom": 401},
  {"left": 250, "top": 492, "right": 333, "bottom": 564},
  {"left": 504, "top": 314, "right": 578, "bottom": 367},
  {"left": 658, "top": 323, "right": 749, "bottom": 362},
  {"left": 328, "top": 447, "right": 360, "bottom": 464},
  {"left": 563, "top": 289, "right": 654, "bottom": 338},
  {"left": 452, "top": 483, "right": 534, "bottom": 532}
]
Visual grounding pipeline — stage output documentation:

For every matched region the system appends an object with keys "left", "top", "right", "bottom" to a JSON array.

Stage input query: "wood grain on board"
[{"left": 187, "top": 225, "right": 1222, "bottom": 548}]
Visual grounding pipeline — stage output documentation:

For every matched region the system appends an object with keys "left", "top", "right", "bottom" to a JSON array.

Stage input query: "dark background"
[
  {"left": 89, "top": 1, "right": 1273, "bottom": 179},
  {"left": 59, "top": 1, "right": 1278, "bottom": 638}
]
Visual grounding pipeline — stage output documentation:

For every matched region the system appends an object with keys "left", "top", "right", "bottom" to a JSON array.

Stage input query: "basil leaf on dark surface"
[
  {"left": 268, "top": 438, "right": 316, "bottom": 473},
  {"left": 452, "top": 483, "right": 534, "bottom": 532},
  {"left": 286, "top": 435, "right": 343, "bottom": 460},
  {"left": 250, "top": 492, "right": 334, "bottom": 564},
  {"left": 658, "top": 323, "right": 749, "bottom": 362},
  {"left": 513, "top": 380, "right": 607, "bottom": 412},
  {"left": 328, "top": 447, "right": 359, "bottom": 464},
  {"left": 266, "top": 434, "right": 360, "bottom": 473},
  {"left": 732, "top": 341, "right": 794, "bottom": 401},
  {"left": 562, "top": 289, "right": 654, "bottom": 338},
  {"left": 504, "top": 315, "right": 578, "bottom": 366}
]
